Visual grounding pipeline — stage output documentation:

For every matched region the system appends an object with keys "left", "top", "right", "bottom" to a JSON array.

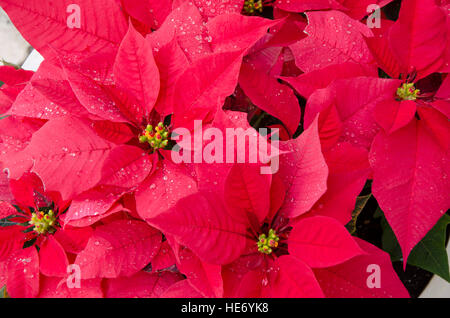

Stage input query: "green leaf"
[
  {"left": 378, "top": 208, "right": 403, "bottom": 262},
  {"left": 0, "top": 216, "right": 19, "bottom": 227},
  {"left": 0, "top": 286, "right": 8, "bottom": 298},
  {"left": 0, "top": 214, "right": 29, "bottom": 227},
  {"left": 1, "top": 60, "right": 20, "bottom": 69},
  {"left": 379, "top": 209, "right": 450, "bottom": 282},
  {"left": 23, "top": 237, "right": 37, "bottom": 249},
  {"left": 407, "top": 214, "right": 450, "bottom": 282},
  {"left": 346, "top": 194, "right": 371, "bottom": 234}
]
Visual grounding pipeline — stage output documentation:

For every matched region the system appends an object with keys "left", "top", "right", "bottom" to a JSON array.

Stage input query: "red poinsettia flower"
[
  {"left": 286, "top": 0, "right": 450, "bottom": 267},
  {"left": 0, "top": 173, "right": 94, "bottom": 297},
  {"left": 143, "top": 119, "right": 362, "bottom": 296}
]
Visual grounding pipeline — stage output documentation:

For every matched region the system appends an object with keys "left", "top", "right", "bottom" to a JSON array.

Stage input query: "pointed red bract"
[
  {"left": 160, "top": 279, "right": 204, "bottom": 298},
  {"left": 174, "top": 245, "right": 224, "bottom": 298},
  {"left": 136, "top": 161, "right": 198, "bottom": 220},
  {"left": 288, "top": 216, "right": 365, "bottom": 268},
  {"left": 62, "top": 186, "right": 125, "bottom": 226},
  {"left": 314, "top": 238, "right": 410, "bottom": 298},
  {"left": 239, "top": 62, "right": 301, "bottom": 136},
  {"left": 310, "top": 142, "right": 371, "bottom": 225},
  {"left": 268, "top": 255, "right": 325, "bottom": 298},
  {"left": 38, "top": 236, "right": 69, "bottom": 277},
  {"left": 173, "top": 51, "right": 244, "bottom": 129},
  {"left": 114, "top": 23, "right": 160, "bottom": 116},
  {"left": 278, "top": 117, "right": 328, "bottom": 218},
  {"left": 224, "top": 163, "right": 272, "bottom": 224},
  {"left": 281, "top": 62, "right": 376, "bottom": 99},
  {"left": 207, "top": 14, "right": 281, "bottom": 53},
  {"left": 374, "top": 100, "right": 417, "bottom": 134},
  {"left": 290, "top": 10, "right": 373, "bottom": 73},
  {"left": 275, "top": 0, "right": 345, "bottom": 12},
  {"left": 38, "top": 277, "right": 103, "bottom": 298},
  {"left": 151, "top": 37, "right": 190, "bottom": 116},
  {"left": 0, "top": 0, "right": 128, "bottom": 57},
  {"left": 6, "top": 247, "right": 39, "bottom": 298},
  {"left": 370, "top": 118, "right": 450, "bottom": 264},
  {"left": 149, "top": 1, "right": 211, "bottom": 62},
  {"left": 100, "top": 145, "right": 152, "bottom": 189},
  {"left": 3, "top": 117, "right": 114, "bottom": 200},
  {"left": 389, "top": 0, "right": 447, "bottom": 79},
  {"left": 105, "top": 271, "right": 183, "bottom": 298},
  {"left": 148, "top": 193, "right": 249, "bottom": 265},
  {"left": 305, "top": 77, "right": 402, "bottom": 149}
]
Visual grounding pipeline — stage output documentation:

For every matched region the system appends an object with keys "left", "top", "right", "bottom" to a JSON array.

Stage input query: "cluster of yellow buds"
[
  {"left": 396, "top": 82, "right": 420, "bottom": 101},
  {"left": 139, "top": 122, "right": 169, "bottom": 150},
  {"left": 29, "top": 210, "right": 57, "bottom": 235},
  {"left": 243, "top": 0, "right": 263, "bottom": 14},
  {"left": 257, "top": 229, "right": 280, "bottom": 254}
]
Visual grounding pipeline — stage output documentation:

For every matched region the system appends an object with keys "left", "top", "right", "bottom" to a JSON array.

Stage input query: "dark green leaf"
[
  {"left": 22, "top": 226, "right": 34, "bottom": 233},
  {"left": 23, "top": 237, "right": 37, "bottom": 249},
  {"left": 379, "top": 209, "right": 450, "bottom": 282},
  {"left": 378, "top": 208, "right": 403, "bottom": 262},
  {"left": 407, "top": 214, "right": 450, "bottom": 282},
  {"left": 0, "top": 214, "right": 29, "bottom": 227},
  {"left": 12, "top": 204, "right": 27, "bottom": 215}
]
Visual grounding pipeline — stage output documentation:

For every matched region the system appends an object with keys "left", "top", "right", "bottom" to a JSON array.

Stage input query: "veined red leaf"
[
  {"left": 160, "top": 279, "right": 204, "bottom": 298},
  {"left": 105, "top": 271, "right": 183, "bottom": 298},
  {"left": 99, "top": 145, "right": 152, "bottom": 189},
  {"left": 314, "top": 238, "right": 410, "bottom": 297},
  {"left": 4, "top": 116, "right": 115, "bottom": 200},
  {"left": 290, "top": 10, "right": 373, "bottom": 73},
  {"left": 275, "top": 0, "right": 346, "bottom": 12},
  {"left": 310, "top": 142, "right": 371, "bottom": 225},
  {"left": 388, "top": 0, "right": 447, "bottom": 79},
  {"left": 0, "top": 0, "right": 127, "bottom": 57},
  {"left": 148, "top": 193, "right": 248, "bottom": 265},
  {"left": 75, "top": 220, "right": 162, "bottom": 278},
  {"left": 173, "top": 51, "right": 244, "bottom": 129},
  {"left": 239, "top": 62, "right": 301, "bottom": 136},
  {"left": 288, "top": 216, "right": 365, "bottom": 268},
  {"left": 136, "top": 161, "right": 198, "bottom": 220},
  {"left": 39, "top": 236, "right": 69, "bottom": 277},
  {"left": 114, "top": 23, "right": 160, "bottom": 116},
  {"left": 278, "top": 117, "right": 328, "bottom": 218},
  {"left": 207, "top": 14, "right": 282, "bottom": 53},
  {"left": 224, "top": 163, "right": 272, "bottom": 224},
  {"left": 369, "top": 118, "right": 450, "bottom": 264},
  {"left": 6, "top": 247, "right": 39, "bottom": 298},
  {"left": 268, "top": 255, "right": 325, "bottom": 298},
  {"left": 38, "top": 277, "right": 102, "bottom": 298}
]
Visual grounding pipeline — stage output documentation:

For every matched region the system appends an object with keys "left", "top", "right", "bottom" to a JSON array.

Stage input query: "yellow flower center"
[
  {"left": 396, "top": 83, "right": 420, "bottom": 101},
  {"left": 29, "top": 209, "right": 57, "bottom": 235},
  {"left": 139, "top": 122, "right": 169, "bottom": 151},
  {"left": 243, "top": 0, "right": 263, "bottom": 14},
  {"left": 257, "top": 229, "right": 280, "bottom": 255}
]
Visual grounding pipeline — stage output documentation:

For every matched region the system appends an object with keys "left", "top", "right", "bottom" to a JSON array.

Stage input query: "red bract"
[
  {"left": 289, "top": 10, "right": 375, "bottom": 73},
  {"left": 0, "top": 0, "right": 128, "bottom": 58},
  {"left": 74, "top": 219, "right": 162, "bottom": 279},
  {"left": 314, "top": 238, "right": 409, "bottom": 298}
]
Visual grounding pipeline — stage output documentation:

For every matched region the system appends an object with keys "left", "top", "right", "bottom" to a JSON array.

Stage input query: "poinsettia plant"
[{"left": 0, "top": 0, "right": 448, "bottom": 299}]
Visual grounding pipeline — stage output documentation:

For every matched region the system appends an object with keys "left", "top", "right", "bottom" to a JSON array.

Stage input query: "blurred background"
[{"left": 0, "top": 7, "right": 32, "bottom": 67}]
